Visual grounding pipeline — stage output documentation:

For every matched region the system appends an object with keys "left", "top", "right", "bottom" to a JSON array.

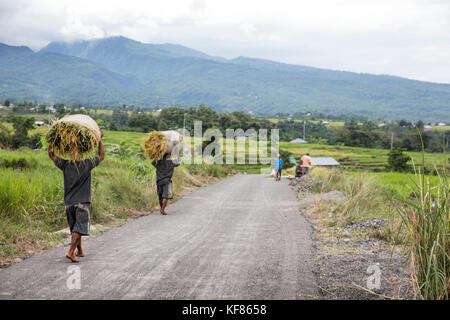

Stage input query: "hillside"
[
  {"left": 1, "top": 36, "right": 450, "bottom": 121},
  {"left": 0, "top": 43, "right": 141, "bottom": 104}
]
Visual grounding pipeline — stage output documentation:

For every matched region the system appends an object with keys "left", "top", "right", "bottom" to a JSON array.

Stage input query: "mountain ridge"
[{"left": 0, "top": 36, "right": 449, "bottom": 121}]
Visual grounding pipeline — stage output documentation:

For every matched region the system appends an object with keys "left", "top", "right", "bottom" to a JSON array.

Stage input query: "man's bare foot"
[
  {"left": 160, "top": 210, "right": 167, "bottom": 215},
  {"left": 66, "top": 254, "right": 79, "bottom": 263}
]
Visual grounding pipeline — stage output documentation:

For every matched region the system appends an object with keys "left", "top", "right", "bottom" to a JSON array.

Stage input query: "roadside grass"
[
  {"left": 307, "top": 167, "right": 416, "bottom": 244},
  {"left": 308, "top": 161, "right": 449, "bottom": 299},
  {"left": 0, "top": 147, "right": 234, "bottom": 266},
  {"left": 394, "top": 149, "right": 449, "bottom": 299}
]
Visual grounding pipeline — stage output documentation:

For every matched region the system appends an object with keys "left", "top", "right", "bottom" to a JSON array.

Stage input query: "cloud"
[{"left": 0, "top": 0, "right": 450, "bottom": 83}]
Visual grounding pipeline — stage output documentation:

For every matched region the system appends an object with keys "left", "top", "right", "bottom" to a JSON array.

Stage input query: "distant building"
[
  {"left": 424, "top": 125, "right": 433, "bottom": 131},
  {"left": 48, "top": 107, "right": 56, "bottom": 113},
  {"left": 290, "top": 138, "right": 308, "bottom": 144},
  {"left": 438, "top": 122, "right": 446, "bottom": 126},
  {"left": 156, "top": 109, "right": 162, "bottom": 113},
  {"left": 34, "top": 121, "right": 45, "bottom": 126},
  {"left": 378, "top": 123, "right": 386, "bottom": 127},
  {"left": 0, "top": 105, "right": 7, "bottom": 109},
  {"left": 322, "top": 121, "right": 329, "bottom": 125},
  {"left": 310, "top": 157, "right": 340, "bottom": 168}
]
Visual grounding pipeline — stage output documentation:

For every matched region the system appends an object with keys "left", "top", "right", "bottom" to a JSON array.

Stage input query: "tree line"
[{"left": 1, "top": 101, "right": 448, "bottom": 153}]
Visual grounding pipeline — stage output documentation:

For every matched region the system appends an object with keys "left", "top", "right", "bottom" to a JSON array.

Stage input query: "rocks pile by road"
[
  {"left": 288, "top": 174, "right": 323, "bottom": 193},
  {"left": 338, "top": 218, "right": 388, "bottom": 232}
]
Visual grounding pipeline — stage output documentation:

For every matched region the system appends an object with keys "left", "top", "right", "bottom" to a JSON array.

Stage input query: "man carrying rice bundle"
[
  {"left": 144, "top": 130, "right": 182, "bottom": 215},
  {"left": 152, "top": 151, "right": 181, "bottom": 215},
  {"left": 48, "top": 129, "right": 105, "bottom": 263}
]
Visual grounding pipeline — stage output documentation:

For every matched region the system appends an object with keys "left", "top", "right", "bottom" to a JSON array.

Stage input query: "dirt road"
[{"left": 0, "top": 174, "right": 317, "bottom": 299}]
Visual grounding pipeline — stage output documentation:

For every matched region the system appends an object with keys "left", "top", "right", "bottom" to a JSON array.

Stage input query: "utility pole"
[
  {"left": 390, "top": 132, "right": 394, "bottom": 150},
  {"left": 303, "top": 120, "right": 306, "bottom": 140},
  {"left": 183, "top": 113, "right": 186, "bottom": 132}
]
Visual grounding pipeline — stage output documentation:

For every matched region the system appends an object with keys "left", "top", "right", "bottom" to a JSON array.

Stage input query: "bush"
[
  {"left": 0, "top": 157, "right": 38, "bottom": 169},
  {"left": 0, "top": 116, "right": 42, "bottom": 150},
  {"left": 387, "top": 148, "right": 410, "bottom": 172},
  {"left": 279, "top": 149, "right": 296, "bottom": 169}
]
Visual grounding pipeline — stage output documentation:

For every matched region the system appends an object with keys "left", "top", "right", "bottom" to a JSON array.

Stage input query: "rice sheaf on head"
[
  {"left": 45, "top": 121, "right": 99, "bottom": 161},
  {"left": 143, "top": 130, "right": 167, "bottom": 161}
]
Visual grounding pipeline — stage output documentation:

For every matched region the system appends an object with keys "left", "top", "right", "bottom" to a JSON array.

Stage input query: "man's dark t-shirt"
[
  {"left": 152, "top": 159, "right": 180, "bottom": 185},
  {"left": 54, "top": 157, "right": 100, "bottom": 205}
]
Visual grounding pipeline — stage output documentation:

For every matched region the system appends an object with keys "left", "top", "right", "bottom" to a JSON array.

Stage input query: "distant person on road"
[
  {"left": 152, "top": 152, "right": 181, "bottom": 215},
  {"left": 274, "top": 153, "right": 284, "bottom": 181},
  {"left": 300, "top": 153, "right": 312, "bottom": 176},
  {"left": 48, "top": 131, "right": 105, "bottom": 263}
]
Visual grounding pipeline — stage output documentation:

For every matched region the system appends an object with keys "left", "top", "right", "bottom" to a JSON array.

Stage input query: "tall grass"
[
  {"left": 396, "top": 135, "right": 449, "bottom": 299},
  {"left": 312, "top": 168, "right": 391, "bottom": 226}
]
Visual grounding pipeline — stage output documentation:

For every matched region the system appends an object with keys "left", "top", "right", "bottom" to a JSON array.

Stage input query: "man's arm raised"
[
  {"left": 48, "top": 146, "right": 56, "bottom": 161},
  {"left": 98, "top": 131, "right": 105, "bottom": 163}
]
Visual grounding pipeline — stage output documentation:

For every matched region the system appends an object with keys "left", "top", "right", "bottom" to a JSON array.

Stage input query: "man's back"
[
  {"left": 54, "top": 157, "right": 99, "bottom": 205},
  {"left": 152, "top": 158, "right": 180, "bottom": 185},
  {"left": 301, "top": 155, "right": 311, "bottom": 167}
]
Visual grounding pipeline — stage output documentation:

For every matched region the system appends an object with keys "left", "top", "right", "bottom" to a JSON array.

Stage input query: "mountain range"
[{"left": 1, "top": 35, "right": 449, "bottom": 122}]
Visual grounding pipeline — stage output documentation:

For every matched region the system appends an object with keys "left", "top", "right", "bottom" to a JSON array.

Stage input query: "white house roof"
[
  {"left": 290, "top": 138, "right": 308, "bottom": 143},
  {"left": 310, "top": 157, "right": 340, "bottom": 166}
]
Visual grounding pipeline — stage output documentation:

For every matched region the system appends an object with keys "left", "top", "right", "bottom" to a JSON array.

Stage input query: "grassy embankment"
[{"left": 291, "top": 154, "right": 448, "bottom": 300}]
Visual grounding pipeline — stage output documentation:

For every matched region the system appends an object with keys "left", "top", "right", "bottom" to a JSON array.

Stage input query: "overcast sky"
[{"left": 1, "top": 0, "right": 450, "bottom": 83}]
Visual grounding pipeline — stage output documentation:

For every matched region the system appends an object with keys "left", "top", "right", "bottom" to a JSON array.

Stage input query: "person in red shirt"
[{"left": 300, "top": 153, "right": 312, "bottom": 176}]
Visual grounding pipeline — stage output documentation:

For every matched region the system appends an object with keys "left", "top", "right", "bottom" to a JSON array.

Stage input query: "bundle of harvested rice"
[
  {"left": 45, "top": 115, "right": 100, "bottom": 160},
  {"left": 143, "top": 131, "right": 167, "bottom": 161}
]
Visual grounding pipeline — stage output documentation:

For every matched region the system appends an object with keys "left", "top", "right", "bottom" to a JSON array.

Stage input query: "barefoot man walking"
[
  {"left": 48, "top": 131, "right": 105, "bottom": 263},
  {"left": 152, "top": 152, "right": 181, "bottom": 215}
]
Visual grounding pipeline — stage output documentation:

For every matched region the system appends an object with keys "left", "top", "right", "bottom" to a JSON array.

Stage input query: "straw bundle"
[
  {"left": 143, "top": 131, "right": 167, "bottom": 161},
  {"left": 45, "top": 120, "right": 99, "bottom": 160}
]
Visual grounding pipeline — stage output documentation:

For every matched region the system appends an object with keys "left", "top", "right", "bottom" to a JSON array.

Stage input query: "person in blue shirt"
[{"left": 274, "top": 153, "right": 284, "bottom": 181}]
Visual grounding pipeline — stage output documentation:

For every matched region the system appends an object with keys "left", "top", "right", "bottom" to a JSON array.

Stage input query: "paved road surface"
[{"left": 0, "top": 174, "right": 317, "bottom": 299}]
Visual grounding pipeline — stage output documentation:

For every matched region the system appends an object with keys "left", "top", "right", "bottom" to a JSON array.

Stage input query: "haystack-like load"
[
  {"left": 143, "top": 130, "right": 182, "bottom": 161},
  {"left": 45, "top": 114, "right": 101, "bottom": 160}
]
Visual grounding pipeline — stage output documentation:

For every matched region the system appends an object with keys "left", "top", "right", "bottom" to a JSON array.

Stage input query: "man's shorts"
[
  {"left": 302, "top": 167, "right": 310, "bottom": 175},
  {"left": 65, "top": 203, "right": 91, "bottom": 236},
  {"left": 157, "top": 181, "right": 173, "bottom": 200}
]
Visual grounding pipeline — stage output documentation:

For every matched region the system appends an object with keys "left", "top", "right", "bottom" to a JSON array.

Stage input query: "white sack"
[
  {"left": 59, "top": 114, "right": 101, "bottom": 140},
  {"left": 161, "top": 130, "right": 183, "bottom": 154}
]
